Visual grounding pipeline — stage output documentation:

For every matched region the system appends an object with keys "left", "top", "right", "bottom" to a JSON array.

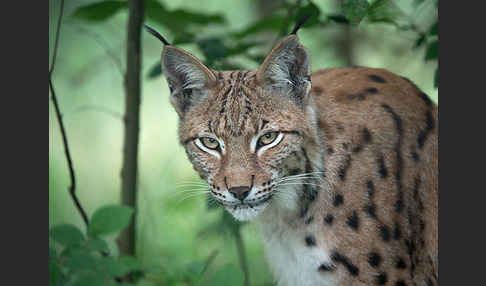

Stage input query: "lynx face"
[{"left": 161, "top": 36, "right": 321, "bottom": 220}]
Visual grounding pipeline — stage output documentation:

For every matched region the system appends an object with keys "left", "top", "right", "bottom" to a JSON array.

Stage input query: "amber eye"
[
  {"left": 200, "top": 137, "right": 219, "bottom": 150},
  {"left": 258, "top": 132, "right": 279, "bottom": 147}
]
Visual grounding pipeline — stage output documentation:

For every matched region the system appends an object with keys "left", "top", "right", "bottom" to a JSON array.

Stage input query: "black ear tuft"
[
  {"left": 144, "top": 25, "right": 171, "bottom": 45},
  {"left": 290, "top": 14, "right": 312, "bottom": 35}
]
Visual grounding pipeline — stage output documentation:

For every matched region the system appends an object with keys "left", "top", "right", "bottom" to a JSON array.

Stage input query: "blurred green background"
[{"left": 49, "top": 0, "right": 438, "bottom": 285}]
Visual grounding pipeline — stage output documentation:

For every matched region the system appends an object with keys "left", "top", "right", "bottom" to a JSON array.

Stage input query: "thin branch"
[
  {"left": 49, "top": 0, "right": 64, "bottom": 76},
  {"left": 49, "top": 0, "right": 89, "bottom": 227},
  {"left": 49, "top": 80, "right": 89, "bottom": 226}
]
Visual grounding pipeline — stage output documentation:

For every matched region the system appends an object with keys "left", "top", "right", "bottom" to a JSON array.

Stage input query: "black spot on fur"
[
  {"left": 368, "top": 252, "right": 382, "bottom": 268},
  {"left": 333, "top": 194, "right": 344, "bottom": 207},
  {"left": 305, "top": 216, "right": 314, "bottom": 225},
  {"left": 405, "top": 239, "right": 416, "bottom": 256},
  {"left": 395, "top": 191, "right": 404, "bottom": 213},
  {"left": 366, "top": 87, "right": 378, "bottom": 94},
  {"left": 393, "top": 222, "right": 402, "bottom": 240},
  {"left": 338, "top": 155, "right": 352, "bottom": 181},
  {"left": 418, "top": 110, "right": 436, "bottom": 149},
  {"left": 377, "top": 155, "right": 388, "bottom": 178},
  {"left": 380, "top": 225, "right": 391, "bottom": 242},
  {"left": 324, "top": 214, "right": 334, "bottom": 225},
  {"left": 363, "top": 128, "right": 372, "bottom": 143},
  {"left": 327, "top": 146, "right": 334, "bottom": 155},
  {"left": 367, "top": 180, "right": 375, "bottom": 197},
  {"left": 300, "top": 204, "right": 309, "bottom": 218},
  {"left": 395, "top": 280, "right": 407, "bottom": 286},
  {"left": 352, "top": 144, "right": 363, "bottom": 153},
  {"left": 346, "top": 211, "right": 359, "bottom": 230},
  {"left": 426, "top": 278, "right": 434, "bottom": 286},
  {"left": 305, "top": 235, "right": 316, "bottom": 247},
  {"left": 375, "top": 273, "right": 388, "bottom": 285},
  {"left": 419, "top": 92, "right": 433, "bottom": 107},
  {"left": 369, "top": 74, "right": 387, "bottom": 83},
  {"left": 396, "top": 257, "right": 407, "bottom": 269},
  {"left": 411, "top": 150, "right": 420, "bottom": 162},
  {"left": 331, "top": 251, "right": 360, "bottom": 276},
  {"left": 364, "top": 204, "right": 377, "bottom": 219},
  {"left": 318, "top": 263, "right": 335, "bottom": 272}
]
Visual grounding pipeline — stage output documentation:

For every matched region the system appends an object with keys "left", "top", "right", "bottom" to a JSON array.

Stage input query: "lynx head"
[{"left": 161, "top": 35, "right": 323, "bottom": 221}]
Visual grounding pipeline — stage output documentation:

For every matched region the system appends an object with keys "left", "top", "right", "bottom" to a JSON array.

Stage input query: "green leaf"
[
  {"left": 86, "top": 238, "right": 110, "bottom": 253},
  {"left": 147, "top": 62, "right": 162, "bottom": 79},
  {"left": 100, "top": 255, "right": 142, "bottom": 277},
  {"left": 414, "top": 34, "right": 426, "bottom": 48},
  {"left": 203, "top": 264, "right": 244, "bottom": 286},
  {"left": 233, "top": 15, "right": 286, "bottom": 39},
  {"left": 88, "top": 205, "right": 134, "bottom": 237},
  {"left": 197, "top": 38, "right": 227, "bottom": 64},
  {"left": 366, "top": 0, "right": 401, "bottom": 25},
  {"left": 63, "top": 247, "right": 98, "bottom": 271},
  {"left": 342, "top": 0, "right": 370, "bottom": 25},
  {"left": 327, "top": 14, "right": 350, "bottom": 24},
  {"left": 429, "top": 22, "right": 438, "bottom": 36},
  {"left": 424, "top": 40, "right": 438, "bottom": 61},
  {"left": 72, "top": 271, "right": 106, "bottom": 286},
  {"left": 434, "top": 68, "right": 438, "bottom": 88},
  {"left": 50, "top": 224, "right": 85, "bottom": 246},
  {"left": 146, "top": 0, "right": 225, "bottom": 33},
  {"left": 72, "top": 1, "right": 127, "bottom": 22}
]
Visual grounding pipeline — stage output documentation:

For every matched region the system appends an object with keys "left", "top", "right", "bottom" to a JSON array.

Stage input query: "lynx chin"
[{"left": 153, "top": 28, "right": 438, "bottom": 286}]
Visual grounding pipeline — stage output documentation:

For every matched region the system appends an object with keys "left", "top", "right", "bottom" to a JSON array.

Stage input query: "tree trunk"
[{"left": 118, "top": 0, "right": 144, "bottom": 257}]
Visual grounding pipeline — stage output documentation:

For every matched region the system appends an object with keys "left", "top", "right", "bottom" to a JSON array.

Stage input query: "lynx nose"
[{"left": 228, "top": 186, "right": 251, "bottom": 201}]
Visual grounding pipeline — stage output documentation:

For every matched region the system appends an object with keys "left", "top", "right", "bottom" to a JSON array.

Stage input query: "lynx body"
[{"left": 159, "top": 34, "right": 438, "bottom": 286}]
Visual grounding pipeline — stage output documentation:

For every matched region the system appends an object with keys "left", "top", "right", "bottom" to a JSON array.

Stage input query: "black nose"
[{"left": 228, "top": 186, "right": 251, "bottom": 201}]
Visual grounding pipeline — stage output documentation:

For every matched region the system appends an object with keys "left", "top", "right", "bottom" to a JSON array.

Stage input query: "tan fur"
[{"left": 161, "top": 35, "right": 438, "bottom": 286}]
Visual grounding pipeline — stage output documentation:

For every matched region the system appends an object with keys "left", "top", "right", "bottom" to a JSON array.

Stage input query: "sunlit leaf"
[
  {"left": 88, "top": 205, "right": 134, "bottom": 237},
  {"left": 72, "top": 1, "right": 127, "bottom": 22},
  {"left": 50, "top": 224, "right": 85, "bottom": 246}
]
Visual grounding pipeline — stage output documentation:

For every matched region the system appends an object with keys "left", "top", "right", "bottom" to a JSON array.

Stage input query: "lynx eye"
[
  {"left": 258, "top": 132, "right": 279, "bottom": 147},
  {"left": 200, "top": 137, "right": 219, "bottom": 150}
]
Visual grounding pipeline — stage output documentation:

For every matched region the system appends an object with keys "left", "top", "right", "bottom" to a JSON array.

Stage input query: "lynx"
[{"left": 148, "top": 25, "right": 438, "bottom": 286}]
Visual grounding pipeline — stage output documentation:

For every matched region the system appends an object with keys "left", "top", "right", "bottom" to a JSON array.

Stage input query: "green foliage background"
[{"left": 49, "top": 0, "right": 438, "bottom": 285}]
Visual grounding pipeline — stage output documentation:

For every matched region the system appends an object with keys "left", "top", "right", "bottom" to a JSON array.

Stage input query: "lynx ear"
[
  {"left": 162, "top": 46, "right": 217, "bottom": 116},
  {"left": 256, "top": 35, "right": 311, "bottom": 104}
]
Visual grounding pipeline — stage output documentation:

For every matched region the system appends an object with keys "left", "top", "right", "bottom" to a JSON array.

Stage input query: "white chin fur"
[{"left": 225, "top": 201, "right": 270, "bottom": 221}]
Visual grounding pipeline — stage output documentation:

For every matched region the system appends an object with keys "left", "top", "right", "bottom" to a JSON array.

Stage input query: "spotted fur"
[{"left": 160, "top": 35, "right": 438, "bottom": 286}]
